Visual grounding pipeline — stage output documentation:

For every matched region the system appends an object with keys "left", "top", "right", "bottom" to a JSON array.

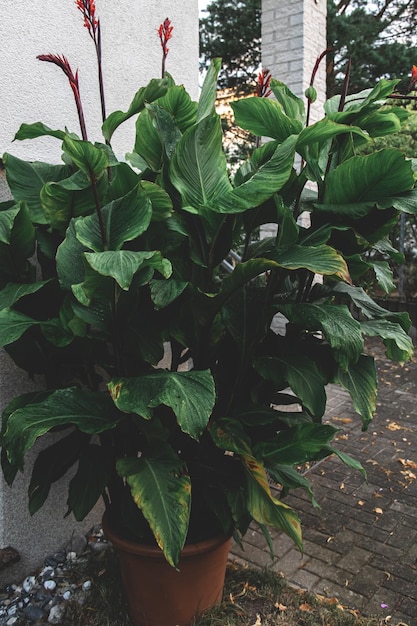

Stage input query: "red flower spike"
[
  {"left": 37, "top": 54, "right": 80, "bottom": 96},
  {"left": 256, "top": 69, "right": 272, "bottom": 98},
  {"left": 412, "top": 65, "right": 417, "bottom": 83},
  {"left": 37, "top": 54, "right": 88, "bottom": 141},
  {"left": 75, "top": 0, "right": 99, "bottom": 38},
  {"left": 158, "top": 18, "right": 173, "bottom": 78},
  {"left": 158, "top": 18, "right": 174, "bottom": 55}
]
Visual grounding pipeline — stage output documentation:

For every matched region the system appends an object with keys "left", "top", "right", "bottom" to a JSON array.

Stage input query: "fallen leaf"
[
  {"left": 366, "top": 459, "right": 379, "bottom": 466},
  {"left": 332, "top": 417, "right": 353, "bottom": 424},
  {"left": 299, "top": 602, "right": 312, "bottom": 612},
  {"left": 274, "top": 602, "right": 287, "bottom": 611},
  {"left": 374, "top": 507, "right": 383, "bottom": 515},
  {"left": 251, "top": 615, "right": 262, "bottom": 626},
  {"left": 399, "top": 458, "right": 417, "bottom": 470},
  {"left": 400, "top": 470, "right": 416, "bottom": 481},
  {"left": 339, "top": 482, "right": 345, "bottom": 490},
  {"left": 358, "top": 500, "right": 365, "bottom": 506},
  {"left": 387, "top": 422, "right": 403, "bottom": 431}
]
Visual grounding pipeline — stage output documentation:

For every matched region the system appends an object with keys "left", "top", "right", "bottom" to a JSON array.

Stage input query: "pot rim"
[{"left": 102, "top": 511, "right": 231, "bottom": 560}]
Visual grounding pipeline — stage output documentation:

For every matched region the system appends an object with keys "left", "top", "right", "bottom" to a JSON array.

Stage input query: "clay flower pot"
[{"left": 102, "top": 514, "right": 231, "bottom": 626}]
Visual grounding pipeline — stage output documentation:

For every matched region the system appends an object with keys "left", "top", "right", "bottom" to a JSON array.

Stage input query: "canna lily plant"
[{"left": 0, "top": 3, "right": 415, "bottom": 570}]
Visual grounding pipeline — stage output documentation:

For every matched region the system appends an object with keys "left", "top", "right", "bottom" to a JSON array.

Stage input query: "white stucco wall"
[
  {"left": 0, "top": 0, "right": 199, "bottom": 584},
  {"left": 1, "top": 0, "right": 199, "bottom": 163}
]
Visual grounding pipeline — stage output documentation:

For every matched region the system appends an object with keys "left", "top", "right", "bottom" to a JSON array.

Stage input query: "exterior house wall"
[
  {"left": 262, "top": 0, "right": 327, "bottom": 123},
  {"left": 261, "top": 0, "right": 327, "bottom": 238},
  {"left": 0, "top": 0, "right": 198, "bottom": 585}
]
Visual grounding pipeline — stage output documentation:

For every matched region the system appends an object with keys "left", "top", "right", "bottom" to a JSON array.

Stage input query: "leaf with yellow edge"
[{"left": 243, "top": 456, "right": 302, "bottom": 550}]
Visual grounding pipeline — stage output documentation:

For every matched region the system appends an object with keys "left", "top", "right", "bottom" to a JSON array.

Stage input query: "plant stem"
[
  {"left": 95, "top": 22, "right": 107, "bottom": 125},
  {"left": 90, "top": 170, "right": 108, "bottom": 249}
]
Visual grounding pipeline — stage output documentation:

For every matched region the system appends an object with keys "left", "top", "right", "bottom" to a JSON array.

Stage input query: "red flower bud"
[{"left": 256, "top": 69, "right": 272, "bottom": 98}]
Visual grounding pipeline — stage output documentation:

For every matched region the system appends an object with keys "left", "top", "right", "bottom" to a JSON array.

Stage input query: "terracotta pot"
[{"left": 102, "top": 513, "right": 231, "bottom": 626}]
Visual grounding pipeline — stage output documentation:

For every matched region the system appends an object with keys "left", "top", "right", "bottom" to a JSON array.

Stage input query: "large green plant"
[{"left": 0, "top": 4, "right": 415, "bottom": 568}]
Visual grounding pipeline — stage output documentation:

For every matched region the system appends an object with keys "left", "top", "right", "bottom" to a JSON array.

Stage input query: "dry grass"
[{"left": 56, "top": 548, "right": 392, "bottom": 626}]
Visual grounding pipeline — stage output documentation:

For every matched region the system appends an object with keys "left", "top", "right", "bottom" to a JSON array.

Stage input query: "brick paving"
[{"left": 232, "top": 341, "right": 417, "bottom": 625}]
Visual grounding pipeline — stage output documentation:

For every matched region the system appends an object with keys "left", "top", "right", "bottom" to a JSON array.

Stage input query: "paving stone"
[
  {"left": 271, "top": 548, "right": 306, "bottom": 578},
  {"left": 337, "top": 546, "right": 373, "bottom": 574},
  {"left": 239, "top": 341, "right": 417, "bottom": 621},
  {"left": 289, "top": 568, "right": 320, "bottom": 591}
]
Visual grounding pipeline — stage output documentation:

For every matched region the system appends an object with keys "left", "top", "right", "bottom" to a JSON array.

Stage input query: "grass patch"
[{"left": 57, "top": 548, "right": 390, "bottom": 626}]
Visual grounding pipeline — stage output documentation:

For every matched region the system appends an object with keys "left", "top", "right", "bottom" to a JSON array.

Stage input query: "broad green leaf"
[
  {"left": 244, "top": 457, "right": 302, "bottom": 550},
  {"left": 197, "top": 58, "right": 221, "bottom": 123},
  {"left": 271, "top": 244, "right": 350, "bottom": 282},
  {"left": 217, "top": 136, "right": 297, "bottom": 212},
  {"left": 117, "top": 447, "right": 191, "bottom": 567},
  {"left": 147, "top": 104, "right": 182, "bottom": 159},
  {"left": 134, "top": 110, "right": 163, "bottom": 172},
  {"left": 40, "top": 173, "right": 104, "bottom": 232},
  {"left": 372, "top": 260, "right": 395, "bottom": 294},
  {"left": 68, "top": 445, "right": 112, "bottom": 520},
  {"left": 335, "top": 355, "right": 377, "bottom": 428},
  {"left": 75, "top": 185, "right": 152, "bottom": 252},
  {"left": 324, "top": 446, "right": 366, "bottom": 478},
  {"left": 231, "top": 97, "right": 302, "bottom": 141},
  {"left": 140, "top": 181, "right": 173, "bottom": 221},
  {"left": 296, "top": 118, "right": 368, "bottom": 152},
  {"left": 0, "top": 308, "right": 38, "bottom": 346},
  {"left": 361, "top": 319, "right": 413, "bottom": 363},
  {"left": 254, "top": 423, "right": 338, "bottom": 465},
  {"left": 150, "top": 278, "right": 187, "bottom": 309},
  {"left": 267, "top": 465, "right": 319, "bottom": 507},
  {"left": 325, "top": 79, "right": 399, "bottom": 117},
  {"left": 270, "top": 79, "right": 305, "bottom": 123},
  {"left": 102, "top": 77, "right": 169, "bottom": 142},
  {"left": 2, "top": 388, "right": 119, "bottom": 469},
  {"left": 170, "top": 113, "right": 233, "bottom": 211},
  {"left": 62, "top": 137, "right": 108, "bottom": 180},
  {"left": 1, "top": 391, "right": 52, "bottom": 486},
  {"left": 255, "top": 355, "right": 327, "bottom": 418},
  {"left": 14, "top": 122, "right": 66, "bottom": 142},
  {"left": 108, "top": 370, "right": 215, "bottom": 440},
  {"left": 209, "top": 417, "right": 252, "bottom": 455},
  {"left": 329, "top": 283, "right": 411, "bottom": 331},
  {"left": 28, "top": 430, "right": 87, "bottom": 515},
  {"left": 157, "top": 85, "right": 197, "bottom": 132},
  {"left": 56, "top": 220, "right": 89, "bottom": 290},
  {"left": 3, "top": 153, "right": 72, "bottom": 224},
  {"left": 0, "top": 281, "right": 51, "bottom": 310},
  {"left": 324, "top": 150, "right": 414, "bottom": 205},
  {"left": 85, "top": 250, "right": 172, "bottom": 290},
  {"left": 280, "top": 304, "right": 363, "bottom": 370},
  {"left": 0, "top": 206, "right": 19, "bottom": 244}
]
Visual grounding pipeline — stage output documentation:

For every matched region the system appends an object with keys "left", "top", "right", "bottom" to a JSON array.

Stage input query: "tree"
[
  {"left": 199, "top": 0, "right": 261, "bottom": 94},
  {"left": 327, "top": 0, "right": 417, "bottom": 95}
]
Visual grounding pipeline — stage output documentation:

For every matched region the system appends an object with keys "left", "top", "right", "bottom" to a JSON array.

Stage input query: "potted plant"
[{"left": 0, "top": 3, "right": 415, "bottom": 625}]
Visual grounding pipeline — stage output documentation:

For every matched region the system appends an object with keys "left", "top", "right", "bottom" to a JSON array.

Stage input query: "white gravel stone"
[
  {"left": 44, "top": 579, "right": 57, "bottom": 591},
  {"left": 48, "top": 603, "right": 65, "bottom": 624}
]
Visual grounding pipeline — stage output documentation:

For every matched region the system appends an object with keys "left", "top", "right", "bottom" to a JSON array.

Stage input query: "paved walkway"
[{"left": 232, "top": 340, "right": 417, "bottom": 625}]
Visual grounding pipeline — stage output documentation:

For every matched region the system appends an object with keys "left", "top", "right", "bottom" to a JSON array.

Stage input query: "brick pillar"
[{"left": 262, "top": 0, "right": 327, "bottom": 122}]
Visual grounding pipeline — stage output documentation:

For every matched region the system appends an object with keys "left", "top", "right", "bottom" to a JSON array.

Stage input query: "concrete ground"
[{"left": 232, "top": 340, "right": 417, "bottom": 626}]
